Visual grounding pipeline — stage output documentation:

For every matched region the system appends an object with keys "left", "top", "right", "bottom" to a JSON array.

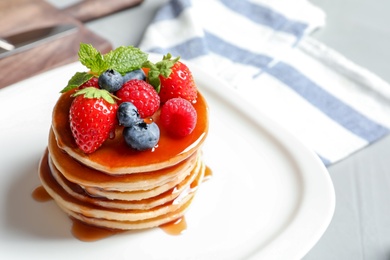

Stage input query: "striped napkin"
[{"left": 139, "top": 0, "right": 390, "bottom": 166}]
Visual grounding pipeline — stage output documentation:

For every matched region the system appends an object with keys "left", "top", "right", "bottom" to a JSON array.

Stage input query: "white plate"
[{"left": 0, "top": 57, "right": 335, "bottom": 260}]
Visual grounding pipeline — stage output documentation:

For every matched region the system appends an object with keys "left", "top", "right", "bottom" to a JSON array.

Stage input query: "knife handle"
[{"left": 63, "top": 0, "right": 144, "bottom": 22}]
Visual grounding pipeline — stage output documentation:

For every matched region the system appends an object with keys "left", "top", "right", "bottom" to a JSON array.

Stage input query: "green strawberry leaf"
[
  {"left": 104, "top": 46, "right": 148, "bottom": 75},
  {"left": 60, "top": 72, "right": 94, "bottom": 93},
  {"left": 142, "top": 53, "right": 180, "bottom": 93},
  {"left": 72, "top": 87, "right": 118, "bottom": 104}
]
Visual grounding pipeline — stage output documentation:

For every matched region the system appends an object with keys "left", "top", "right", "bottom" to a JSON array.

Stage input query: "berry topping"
[
  {"left": 79, "top": 77, "right": 99, "bottom": 89},
  {"left": 158, "top": 60, "right": 197, "bottom": 103},
  {"left": 117, "top": 102, "right": 141, "bottom": 127},
  {"left": 61, "top": 44, "right": 148, "bottom": 93},
  {"left": 98, "top": 69, "right": 124, "bottom": 92},
  {"left": 116, "top": 79, "right": 160, "bottom": 118},
  {"left": 123, "top": 69, "right": 146, "bottom": 83},
  {"left": 123, "top": 121, "right": 160, "bottom": 151},
  {"left": 160, "top": 98, "right": 197, "bottom": 137},
  {"left": 69, "top": 87, "right": 118, "bottom": 153},
  {"left": 143, "top": 54, "right": 197, "bottom": 103}
]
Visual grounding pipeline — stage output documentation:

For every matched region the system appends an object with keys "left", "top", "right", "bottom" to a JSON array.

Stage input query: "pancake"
[
  {"left": 51, "top": 90, "right": 208, "bottom": 175},
  {"left": 39, "top": 150, "right": 205, "bottom": 230},
  {"left": 62, "top": 198, "right": 194, "bottom": 230},
  {"left": 49, "top": 128, "right": 198, "bottom": 192},
  {"left": 49, "top": 154, "right": 204, "bottom": 210}
]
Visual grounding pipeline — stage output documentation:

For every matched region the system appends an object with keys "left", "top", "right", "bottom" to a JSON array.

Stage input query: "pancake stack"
[{"left": 39, "top": 89, "right": 209, "bottom": 230}]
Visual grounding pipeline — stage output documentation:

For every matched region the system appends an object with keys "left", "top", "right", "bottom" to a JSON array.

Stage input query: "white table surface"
[{"left": 47, "top": 0, "right": 390, "bottom": 259}]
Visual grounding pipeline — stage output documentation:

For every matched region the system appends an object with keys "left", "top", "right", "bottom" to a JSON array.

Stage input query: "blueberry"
[
  {"left": 123, "top": 122, "right": 160, "bottom": 150},
  {"left": 123, "top": 69, "right": 146, "bottom": 83},
  {"left": 98, "top": 69, "right": 124, "bottom": 92},
  {"left": 117, "top": 102, "right": 140, "bottom": 127}
]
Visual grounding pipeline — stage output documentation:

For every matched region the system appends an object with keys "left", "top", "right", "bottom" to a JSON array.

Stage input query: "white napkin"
[{"left": 139, "top": 0, "right": 390, "bottom": 166}]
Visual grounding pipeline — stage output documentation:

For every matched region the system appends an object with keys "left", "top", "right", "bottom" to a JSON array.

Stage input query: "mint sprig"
[
  {"left": 142, "top": 53, "right": 180, "bottom": 93},
  {"left": 61, "top": 43, "right": 149, "bottom": 93},
  {"left": 61, "top": 72, "right": 93, "bottom": 93},
  {"left": 78, "top": 43, "right": 108, "bottom": 75},
  {"left": 72, "top": 87, "right": 118, "bottom": 104},
  {"left": 105, "top": 46, "right": 148, "bottom": 75},
  {"left": 79, "top": 43, "right": 148, "bottom": 75}
]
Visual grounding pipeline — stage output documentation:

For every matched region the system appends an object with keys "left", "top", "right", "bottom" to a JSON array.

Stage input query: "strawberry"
[
  {"left": 159, "top": 61, "right": 197, "bottom": 103},
  {"left": 116, "top": 79, "right": 160, "bottom": 118},
  {"left": 69, "top": 87, "right": 118, "bottom": 153},
  {"left": 79, "top": 77, "right": 99, "bottom": 89},
  {"left": 142, "top": 54, "right": 197, "bottom": 103},
  {"left": 160, "top": 98, "right": 197, "bottom": 137}
]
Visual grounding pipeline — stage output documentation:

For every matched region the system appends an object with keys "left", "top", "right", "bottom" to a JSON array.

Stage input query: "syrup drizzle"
[
  {"left": 204, "top": 166, "right": 212, "bottom": 181},
  {"left": 32, "top": 186, "right": 52, "bottom": 202},
  {"left": 71, "top": 218, "right": 123, "bottom": 242},
  {"left": 159, "top": 217, "right": 187, "bottom": 235}
]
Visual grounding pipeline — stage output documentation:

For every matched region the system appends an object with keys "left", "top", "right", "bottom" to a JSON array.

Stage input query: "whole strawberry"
[
  {"left": 69, "top": 87, "right": 118, "bottom": 153},
  {"left": 143, "top": 54, "right": 197, "bottom": 103},
  {"left": 116, "top": 79, "right": 160, "bottom": 118},
  {"left": 159, "top": 61, "right": 197, "bottom": 103},
  {"left": 79, "top": 77, "right": 99, "bottom": 89}
]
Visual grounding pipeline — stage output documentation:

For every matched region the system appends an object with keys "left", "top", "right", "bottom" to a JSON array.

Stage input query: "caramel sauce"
[
  {"left": 52, "top": 90, "right": 209, "bottom": 173},
  {"left": 71, "top": 218, "right": 124, "bottom": 242},
  {"left": 203, "top": 166, "right": 213, "bottom": 182},
  {"left": 159, "top": 217, "right": 187, "bottom": 235},
  {"left": 49, "top": 129, "right": 198, "bottom": 188},
  {"left": 32, "top": 185, "right": 52, "bottom": 202}
]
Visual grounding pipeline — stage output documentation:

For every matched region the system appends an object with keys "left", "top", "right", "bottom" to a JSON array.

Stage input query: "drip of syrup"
[
  {"left": 32, "top": 186, "right": 52, "bottom": 202},
  {"left": 204, "top": 166, "right": 213, "bottom": 182},
  {"left": 71, "top": 218, "right": 124, "bottom": 242},
  {"left": 159, "top": 217, "right": 187, "bottom": 235}
]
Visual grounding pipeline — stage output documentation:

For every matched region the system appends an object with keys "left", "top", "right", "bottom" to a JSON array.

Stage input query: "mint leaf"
[
  {"left": 72, "top": 87, "right": 118, "bottom": 104},
  {"left": 104, "top": 46, "right": 148, "bottom": 75},
  {"left": 60, "top": 72, "right": 93, "bottom": 93},
  {"left": 142, "top": 53, "right": 180, "bottom": 92},
  {"left": 78, "top": 43, "right": 109, "bottom": 75}
]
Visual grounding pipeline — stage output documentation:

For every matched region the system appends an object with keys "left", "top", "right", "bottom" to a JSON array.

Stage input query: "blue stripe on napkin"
[
  {"left": 148, "top": 37, "right": 208, "bottom": 60},
  {"left": 152, "top": 0, "right": 309, "bottom": 39},
  {"left": 318, "top": 155, "right": 331, "bottom": 166},
  {"left": 220, "top": 0, "right": 308, "bottom": 38},
  {"left": 267, "top": 63, "right": 390, "bottom": 143},
  {"left": 148, "top": 32, "right": 273, "bottom": 66},
  {"left": 152, "top": 0, "right": 191, "bottom": 22}
]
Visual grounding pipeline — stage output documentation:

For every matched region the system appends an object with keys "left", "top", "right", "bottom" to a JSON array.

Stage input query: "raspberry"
[
  {"left": 116, "top": 79, "right": 160, "bottom": 118},
  {"left": 160, "top": 98, "right": 197, "bottom": 137},
  {"left": 79, "top": 77, "right": 99, "bottom": 89}
]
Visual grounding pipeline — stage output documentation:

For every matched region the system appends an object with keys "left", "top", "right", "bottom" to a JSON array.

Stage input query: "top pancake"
[{"left": 51, "top": 90, "right": 209, "bottom": 174}]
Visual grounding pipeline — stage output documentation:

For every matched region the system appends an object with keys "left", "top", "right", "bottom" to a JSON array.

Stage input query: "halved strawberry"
[{"left": 69, "top": 87, "right": 118, "bottom": 153}]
